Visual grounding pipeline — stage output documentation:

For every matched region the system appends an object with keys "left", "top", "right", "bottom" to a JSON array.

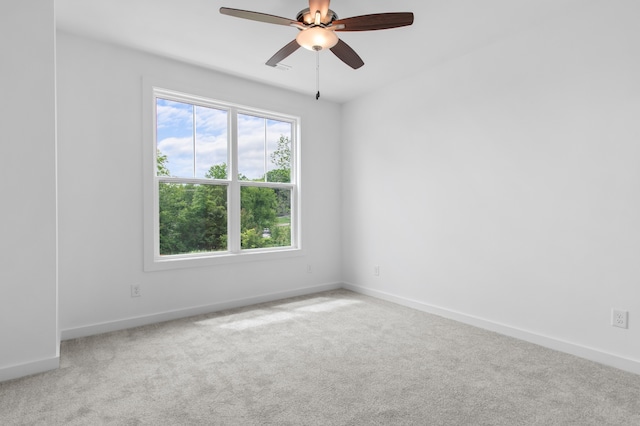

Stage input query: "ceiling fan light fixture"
[{"left": 296, "top": 27, "right": 338, "bottom": 51}]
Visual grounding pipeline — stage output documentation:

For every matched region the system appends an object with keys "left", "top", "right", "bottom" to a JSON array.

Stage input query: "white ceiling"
[{"left": 55, "top": 0, "right": 577, "bottom": 104}]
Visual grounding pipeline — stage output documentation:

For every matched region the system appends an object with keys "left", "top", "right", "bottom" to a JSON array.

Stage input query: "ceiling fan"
[{"left": 220, "top": 0, "right": 414, "bottom": 73}]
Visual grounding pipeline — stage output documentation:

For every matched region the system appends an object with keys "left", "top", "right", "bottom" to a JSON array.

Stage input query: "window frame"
[{"left": 143, "top": 83, "right": 302, "bottom": 271}]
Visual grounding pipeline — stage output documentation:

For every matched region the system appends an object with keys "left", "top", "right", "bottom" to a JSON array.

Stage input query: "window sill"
[{"left": 144, "top": 247, "right": 304, "bottom": 272}]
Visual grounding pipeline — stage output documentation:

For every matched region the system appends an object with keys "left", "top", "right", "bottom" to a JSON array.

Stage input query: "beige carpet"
[{"left": 1, "top": 289, "right": 639, "bottom": 425}]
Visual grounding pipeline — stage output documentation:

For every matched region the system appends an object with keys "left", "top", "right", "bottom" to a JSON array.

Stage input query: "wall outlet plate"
[
  {"left": 131, "top": 284, "right": 141, "bottom": 298},
  {"left": 612, "top": 309, "right": 628, "bottom": 329}
]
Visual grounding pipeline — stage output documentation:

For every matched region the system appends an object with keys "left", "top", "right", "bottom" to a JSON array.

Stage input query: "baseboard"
[
  {"left": 61, "top": 282, "right": 342, "bottom": 341},
  {"left": 343, "top": 282, "right": 640, "bottom": 376},
  {"left": 0, "top": 356, "right": 60, "bottom": 383}
]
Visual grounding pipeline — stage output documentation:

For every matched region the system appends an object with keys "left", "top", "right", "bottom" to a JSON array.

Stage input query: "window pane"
[
  {"left": 156, "top": 98, "right": 194, "bottom": 178},
  {"left": 266, "top": 120, "right": 292, "bottom": 183},
  {"left": 159, "top": 182, "right": 227, "bottom": 255},
  {"left": 238, "top": 115, "right": 292, "bottom": 183},
  {"left": 241, "top": 186, "right": 291, "bottom": 249},
  {"left": 238, "top": 114, "right": 266, "bottom": 181},
  {"left": 195, "top": 105, "right": 228, "bottom": 179}
]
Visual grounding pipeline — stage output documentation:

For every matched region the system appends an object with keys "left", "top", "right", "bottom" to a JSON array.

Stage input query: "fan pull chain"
[{"left": 315, "top": 49, "right": 320, "bottom": 100}]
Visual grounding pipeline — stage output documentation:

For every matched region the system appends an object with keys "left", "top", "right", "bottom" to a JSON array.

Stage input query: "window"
[{"left": 145, "top": 87, "right": 300, "bottom": 269}]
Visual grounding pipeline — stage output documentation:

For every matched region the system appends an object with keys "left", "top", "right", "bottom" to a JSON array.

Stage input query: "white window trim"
[{"left": 142, "top": 79, "right": 302, "bottom": 271}]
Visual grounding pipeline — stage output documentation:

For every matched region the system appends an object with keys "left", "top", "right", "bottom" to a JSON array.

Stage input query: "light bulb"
[{"left": 296, "top": 27, "right": 339, "bottom": 51}]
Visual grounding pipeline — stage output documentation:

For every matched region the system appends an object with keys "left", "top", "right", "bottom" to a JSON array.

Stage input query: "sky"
[{"left": 156, "top": 98, "right": 291, "bottom": 180}]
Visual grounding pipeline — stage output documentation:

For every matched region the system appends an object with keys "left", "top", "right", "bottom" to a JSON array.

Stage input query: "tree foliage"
[
  {"left": 270, "top": 135, "right": 291, "bottom": 169},
  {"left": 268, "top": 135, "right": 291, "bottom": 183},
  {"left": 159, "top": 181, "right": 227, "bottom": 255},
  {"left": 157, "top": 150, "right": 170, "bottom": 177}
]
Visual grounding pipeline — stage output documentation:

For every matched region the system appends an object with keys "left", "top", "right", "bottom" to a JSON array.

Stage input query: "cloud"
[
  {"left": 157, "top": 136, "right": 194, "bottom": 178},
  {"left": 156, "top": 99, "right": 192, "bottom": 138},
  {"left": 158, "top": 135, "right": 228, "bottom": 179},
  {"left": 195, "top": 136, "right": 227, "bottom": 178},
  {"left": 195, "top": 105, "right": 227, "bottom": 136}
]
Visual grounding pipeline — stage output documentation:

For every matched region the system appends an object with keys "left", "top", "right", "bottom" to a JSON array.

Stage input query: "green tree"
[
  {"left": 241, "top": 228, "right": 265, "bottom": 249},
  {"left": 187, "top": 183, "right": 227, "bottom": 252},
  {"left": 241, "top": 186, "right": 277, "bottom": 231},
  {"left": 157, "top": 155, "right": 228, "bottom": 255},
  {"left": 270, "top": 135, "right": 290, "bottom": 170},
  {"left": 266, "top": 135, "right": 292, "bottom": 222},
  {"left": 267, "top": 135, "right": 291, "bottom": 183},
  {"left": 157, "top": 150, "right": 187, "bottom": 254},
  {"left": 159, "top": 182, "right": 190, "bottom": 254},
  {"left": 157, "top": 149, "right": 171, "bottom": 176},
  {"left": 157, "top": 147, "right": 291, "bottom": 253},
  {"left": 270, "top": 223, "right": 291, "bottom": 247},
  {"left": 206, "top": 163, "right": 227, "bottom": 180}
]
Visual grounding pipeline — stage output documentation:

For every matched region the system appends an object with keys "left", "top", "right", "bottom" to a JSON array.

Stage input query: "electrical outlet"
[
  {"left": 374, "top": 265, "right": 380, "bottom": 276},
  {"left": 131, "top": 284, "right": 141, "bottom": 298},
  {"left": 612, "top": 309, "right": 628, "bottom": 329}
]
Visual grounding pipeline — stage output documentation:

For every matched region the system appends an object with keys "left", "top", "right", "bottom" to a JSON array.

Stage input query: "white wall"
[
  {"left": 0, "top": 1, "right": 59, "bottom": 380},
  {"left": 342, "top": 1, "right": 640, "bottom": 372},
  {"left": 56, "top": 32, "right": 342, "bottom": 336}
]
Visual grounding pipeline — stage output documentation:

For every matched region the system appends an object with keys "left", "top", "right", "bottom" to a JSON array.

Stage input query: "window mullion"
[
  {"left": 229, "top": 108, "right": 241, "bottom": 253},
  {"left": 192, "top": 105, "right": 196, "bottom": 178}
]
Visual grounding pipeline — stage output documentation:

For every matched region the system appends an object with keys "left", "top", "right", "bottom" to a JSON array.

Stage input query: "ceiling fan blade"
[
  {"left": 220, "top": 7, "right": 297, "bottom": 26},
  {"left": 308, "top": 0, "right": 331, "bottom": 22},
  {"left": 330, "top": 39, "right": 364, "bottom": 69},
  {"left": 266, "top": 40, "right": 301, "bottom": 67},
  {"left": 332, "top": 12, "right": 414, "bottom": 31}
]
